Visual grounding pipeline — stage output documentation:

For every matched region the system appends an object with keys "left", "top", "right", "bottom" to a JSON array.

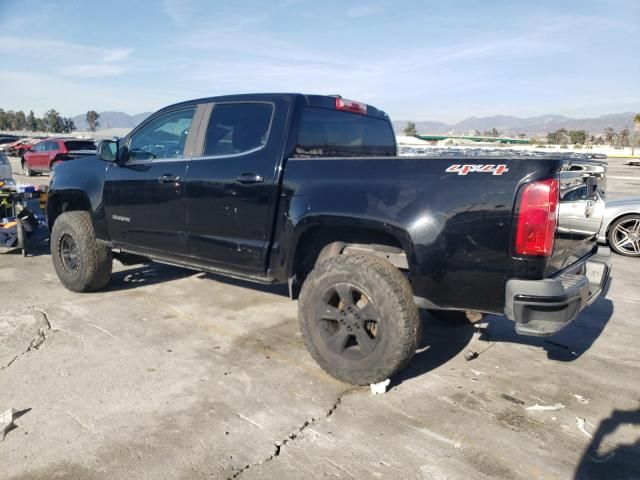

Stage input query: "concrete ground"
[{"left": 1, "top": 155, "right": 639, "bottom": 480}]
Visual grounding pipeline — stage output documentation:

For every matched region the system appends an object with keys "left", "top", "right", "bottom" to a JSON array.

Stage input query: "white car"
[{"left": 0, "top": 153, "right": 12, "bottom": 180}]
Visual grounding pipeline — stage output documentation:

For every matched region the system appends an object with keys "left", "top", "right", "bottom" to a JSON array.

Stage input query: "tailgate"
[{"left": 549, "top": 158, "right": 607, "bottom": 275}]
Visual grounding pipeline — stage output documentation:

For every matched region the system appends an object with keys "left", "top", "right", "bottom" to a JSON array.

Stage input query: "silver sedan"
[{"left": 598, "top": 197, "right": 640, "bottom": 257}]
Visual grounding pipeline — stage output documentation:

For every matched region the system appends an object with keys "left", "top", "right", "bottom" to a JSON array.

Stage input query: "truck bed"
[{"left": 277, "top": 151, "right": 606, "bottom": 314}]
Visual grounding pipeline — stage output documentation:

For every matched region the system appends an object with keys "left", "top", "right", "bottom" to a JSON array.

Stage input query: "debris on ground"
[
  {"left": 501, "top": 393, "right": 525, "bottom": 405},
  {"left": 574, "top": 394, "right": 590, "bottom": 404},
  {"left": 526, "top": 403, "right": 566, "bottom": 412},
  {"left": 576, "top": 417, "right": 593, "bottom": 438},
  {"left": 370, "top": 379, "right": 390, "bottom": 395},
  {"left": 1, "top": 408, "right": 30, "bottom": 439}
]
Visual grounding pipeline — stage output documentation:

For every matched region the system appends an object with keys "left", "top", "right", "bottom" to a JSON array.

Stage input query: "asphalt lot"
[{"left": 1, "top": 154, "right": 639, "bottom": 479}]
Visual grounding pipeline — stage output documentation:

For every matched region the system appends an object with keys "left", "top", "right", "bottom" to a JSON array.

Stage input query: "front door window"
[{"left": 127, "top": 108, "right": 196, "bottom": 161}]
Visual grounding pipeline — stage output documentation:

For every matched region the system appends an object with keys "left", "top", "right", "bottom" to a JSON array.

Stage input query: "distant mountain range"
[
  {"left": 72, "top": 111, "right": 152, "bottom": 131},
  {"left": 70, "top": 110, "right": 636, "bottom": 137},
  {"left": 393, "top": 112, "right": 637, "bottom": 137}
]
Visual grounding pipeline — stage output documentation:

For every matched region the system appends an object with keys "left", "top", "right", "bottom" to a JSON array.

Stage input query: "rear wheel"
[
  {"left": 608, "top": 214, "right": 640, "bottom": 257},
  {"left": 298, "top": 254, "right": 421, "bottom": 385},
  {"left": 51, "top": 211, "right": 113, "bottom": 292}
]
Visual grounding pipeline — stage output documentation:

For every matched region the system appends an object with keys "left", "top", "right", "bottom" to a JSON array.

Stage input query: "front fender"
[{"left": 47, "top": 156, "right": 110, "bottom": 239}]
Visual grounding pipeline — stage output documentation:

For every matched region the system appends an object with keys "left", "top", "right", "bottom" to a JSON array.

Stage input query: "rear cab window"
[{"left": 294, "top": 107, "right": 396, "bottom": 158}]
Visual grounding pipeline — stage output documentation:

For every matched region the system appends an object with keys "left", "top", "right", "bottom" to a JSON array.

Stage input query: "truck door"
[
  {"left": 103, "top": 106, "right": 198, "bottom": 257},
  {"left": 184, "top": 100, "right": 288, "bottom": 273}
]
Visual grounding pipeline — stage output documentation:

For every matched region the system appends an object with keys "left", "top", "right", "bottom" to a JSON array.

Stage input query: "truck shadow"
[
  {"left": 482, "top": 296, "right": 614, "bottom": 362},
  {"left": 105, "top": 263, "right": 195, "bottom": 291},
  {"left": 573, "top": 407, "right": 640, "bottom": 480},
  {"left": 393, "top": 293, "right": 614, "bottom": 388},
  {"left": 104, "top": 262, "right": 290, "bottom": 297}
]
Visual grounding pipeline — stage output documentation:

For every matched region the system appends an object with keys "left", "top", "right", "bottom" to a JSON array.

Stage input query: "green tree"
[
  {"left": 86, "top": 110, "right": 100, "bottom": 132},
  {"left": 35, "top": 118, "right": 45, "bottom": 131},
  {"left": 27, "top": 110, "right": 37, "bottom": 131},
  {"left": 44, "top": 109, "right": 64, "bottom": 133},
  {"left": 63, "top": 117, "right": 76, "bottom": 133},
  {"left": 14, "top": 111, "right": 27, "bottom": 130},
  {"left": 403, "top": 121, "right": 418, "bottom": 136},
  {"left": 569, "top": 130, "right": 587, "bottom": 145},
  {"left": 547, "top": 128, "right": 569, "bottom": 145},
  {"left": 603, "top": 127, "right": 616, "bottom": 144},
  {"left": 618, "top": 128, "right": 630, "bottom": 148},
  {"left": 490, "top": 128, "right": 500, "bottom": 137},
  {"left": 632, "top": 113, "right": 640, "bottom": 155}
]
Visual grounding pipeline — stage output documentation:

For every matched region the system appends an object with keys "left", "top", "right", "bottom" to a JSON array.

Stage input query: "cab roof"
[{"left": 157, "top": 93, "right": 390, "bottom": 120}]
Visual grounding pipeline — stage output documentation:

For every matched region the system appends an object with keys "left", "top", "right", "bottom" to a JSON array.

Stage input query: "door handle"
[
  {"left": 236, "top": 173, "right": 264, "bottom": 184},
  {"left": 158, "top": 174, "right": 181, "bottom": 184}
]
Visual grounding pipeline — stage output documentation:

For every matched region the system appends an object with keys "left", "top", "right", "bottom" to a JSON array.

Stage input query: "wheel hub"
[
  {"left": 339, "top": 306, "right": 363, "bottom": 332},
  {"left": 59, "top": 233, "right": 80, "bottom": 275},
  {"left": 317, "top": 283, "right": 381, "bottom": 359}
]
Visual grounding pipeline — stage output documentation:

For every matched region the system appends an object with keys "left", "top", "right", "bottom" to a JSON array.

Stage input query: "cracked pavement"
[
  {"left": 1, "top": 156, "right": 640, "bottom": 479},
  {"left": 0, "top": 251, "right": 638, "bottom": 479}
]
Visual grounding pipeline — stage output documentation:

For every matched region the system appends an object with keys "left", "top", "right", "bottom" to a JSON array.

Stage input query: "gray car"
[
  {"left": 0, "top": 153, "right": 12, "bottom": 180},
  {"left": 598, "top": 197, "right": 640, "bottom": 257}
]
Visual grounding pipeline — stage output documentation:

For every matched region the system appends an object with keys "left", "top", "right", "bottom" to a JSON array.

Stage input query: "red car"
[
  {"left": 5, "top": 138, "right": 36, "bottom": 157},
  {"left": 22, "top": 138, "right": 96, "bottom": 176}
]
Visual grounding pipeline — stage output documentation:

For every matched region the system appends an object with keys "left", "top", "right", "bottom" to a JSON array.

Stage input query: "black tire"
[
  {"left": 22, "top": 161, "right": 35, "bottom": 177},
  {"left": 51, "top": 211, "right": 112, "bottom": 292},
  {"left": 429, "top": 310, "right": 471, "bottom": 324},
  {"left": 607, "top": 214, "right": 640, "bottom": 257},
  {"left": 298, "top": 254, "right": 421, "bottom": 385}
]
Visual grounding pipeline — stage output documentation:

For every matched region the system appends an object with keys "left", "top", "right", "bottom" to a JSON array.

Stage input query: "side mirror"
[{"left": 97, "top": 139, "right": 118, "bottom": 162}]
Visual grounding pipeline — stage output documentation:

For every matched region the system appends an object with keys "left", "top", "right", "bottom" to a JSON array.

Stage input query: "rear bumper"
[{"left": 504, "top": 247, "right": 612, "bottom": 336}]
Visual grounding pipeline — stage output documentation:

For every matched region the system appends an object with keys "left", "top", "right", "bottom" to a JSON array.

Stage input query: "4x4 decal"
[{"left": 446, "top": 164, "right": 509, "bottom": 176}]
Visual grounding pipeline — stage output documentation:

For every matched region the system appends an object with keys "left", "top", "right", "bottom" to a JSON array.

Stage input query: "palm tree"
[{"left": 633, "top": 114, "right": 640, "bottom": 155}]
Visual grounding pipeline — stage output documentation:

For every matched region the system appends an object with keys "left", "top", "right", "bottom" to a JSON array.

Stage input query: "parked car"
[
  {"left": 22, "top": 138, "right": 96, "bottom": 176},
  {"left": 46, "top": 93, "right": 611, "bottom": 385},
  {"left": 598, "top": 197, "right": 640, "bottom": 257},
  {"left": 10, "top": 138, "right": 40, "bottom": 158},
  {"left": 0, "top": 152, "right": 12, "bottom": 179},
  {"left": 0, "top": 135, "right": 19, "bottom": 149}
]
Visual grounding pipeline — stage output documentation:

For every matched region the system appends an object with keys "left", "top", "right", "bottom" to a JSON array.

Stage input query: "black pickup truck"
[{"left": 46, "top": 93, "right": 611, "bottom": 385}]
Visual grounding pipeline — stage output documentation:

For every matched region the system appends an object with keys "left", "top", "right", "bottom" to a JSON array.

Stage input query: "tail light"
[
  {"left": 335, "top": 98, "right": 367, "bottom": 115},
  {"left": 515, "top": 178, "right": 559, "bottom": 256}
]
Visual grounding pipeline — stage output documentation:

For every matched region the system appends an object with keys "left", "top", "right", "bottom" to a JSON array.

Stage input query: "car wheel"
[
  {"left": 22, "top": 161, "right": 35, "bottom": 177},
  {"left": 51, "top": 211, "right": 113, "bottom": 292},
  {"left": 608, "top": 214, "right": 640, "bottom": 257},
  {"left": 298, "top": 254, "right": 421, "bottom": 385}
]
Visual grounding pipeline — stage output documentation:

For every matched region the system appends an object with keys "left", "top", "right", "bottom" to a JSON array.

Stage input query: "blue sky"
[{"left": 0, "top": 0, "right": 638, "bottom": 122}]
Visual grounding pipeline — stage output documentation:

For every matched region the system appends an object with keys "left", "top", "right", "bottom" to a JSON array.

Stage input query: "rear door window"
[
  {"left": 294, "top": 107, "right": 396, "bottom": 157},
  {"left": 203, "top": 103, "right": 273, "bottom": 156}
]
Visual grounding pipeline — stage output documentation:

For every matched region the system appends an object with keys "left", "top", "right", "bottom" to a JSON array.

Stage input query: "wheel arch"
[
  {"left": 287, "top": 216, "right": 413, "bottom": 298},
  {"left": 46, "top": 190, "right": 93, "bottom": 231},
  {"left": 605, "top": 211, "right": 640, "bottom": 240}
]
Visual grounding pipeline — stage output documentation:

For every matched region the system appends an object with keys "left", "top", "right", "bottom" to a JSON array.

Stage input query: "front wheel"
[
  {"left": 22, "top": 161, "right": 35, "bottom": 177},
  {"left": 608, "top": 214, "right": 640, "bottom": 257},
  {"left": 51, "top": 211, "right": 113, "bottom": 292},
  {"left": 298, "top": 254, "right": 421, "bottom": 385}
]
